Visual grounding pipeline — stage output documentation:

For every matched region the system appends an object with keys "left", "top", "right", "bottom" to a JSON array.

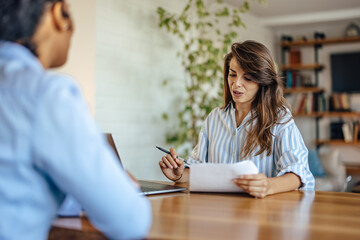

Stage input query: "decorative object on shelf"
[
  {"left": 303, "top": 74, "right": 314, "bottom": 87},
  {"left": 301, "top": 36, "right": 307, "bottom": 41},
  {"left": 281, "top": 34, "right": 293, "bottom": 42},
  {"left": 314, "top": 31, "right": 326, "bottom": 40},
  {"left": 345, "top": 22, "right": 360, "bottom": 37}
]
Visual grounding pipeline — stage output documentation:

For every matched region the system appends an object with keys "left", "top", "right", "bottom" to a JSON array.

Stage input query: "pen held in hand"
[{"left": 156, "top": 146, "right": 189, "bottom": 165}]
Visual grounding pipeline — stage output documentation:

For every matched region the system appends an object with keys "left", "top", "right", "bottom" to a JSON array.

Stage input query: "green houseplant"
[{"left": 157, "top": 0, "right": 265, "bottom": 157}]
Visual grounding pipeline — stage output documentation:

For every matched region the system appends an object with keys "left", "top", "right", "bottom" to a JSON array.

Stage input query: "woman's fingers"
[
  {"left": 249, "top": 191, "right": 267, "bottom": 199},
  {"left": 234, "top": 179, "right": 268, "bottom": 187},
  {"left": 165, "top": 154, "right": 178, "bottom": 168},
  {"left": 158, "top": 160, "right": 166, "bottom": 169},
  {"left": 161, "top": 154, "right": 181, "bottom": 169},
  {"left": 169, "top": 147, "right": 177, "bottom": 159},
  {"left": 237, "top": 184, "right": 266, "bottom": 193},
  {"left": 237, "top": 174, "right": 266, "bottom": 180},
  {"left": 233, "top": 174, "right": 269, "bottom": 198},
  {"left": 161, "top": 156, "right": 174, "bottom": 169}
]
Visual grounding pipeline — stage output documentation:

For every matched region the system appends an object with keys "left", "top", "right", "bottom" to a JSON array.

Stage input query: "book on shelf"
[
  {"left": 291, "top": 92, "right": 325, "bottom": 114},
  {"left": 292, "top": 93, "right": 304, "bottom": 113},
  {"left": 286, "top": 71, "right": 292, "bottom": 88},
  {"left": 331, "top": 120, "right": 360, "bottom": 143},
  {"left": 354, "top": 121, "right": 359, "bottom": 143},
  {"left": 289, "top": 50, "right": 302, "bottom": 65},
  {"left": 283, "top": 71, "right": 312, "bottom": 89},
  {"left": 320, "top": 94, "right": 326, "bottom": 112},
  {"left": 342, "top": 122, "right": 353, "bottom": 142},
  {"left": 329, "top": 93, "right": 351, "bottom": 111}
]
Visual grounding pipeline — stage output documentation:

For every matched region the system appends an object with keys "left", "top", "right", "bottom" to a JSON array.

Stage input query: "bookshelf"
[
  {"left": 280, "top": 36, "right": 360, "bottom": 47},
  {"left": 280, "top": 36, "right": 360, "bottom": 149},
  {"left": 293, "top": 112, "right": 360, "bottom": 118},
  {"left": 280, "top": 63, "right": 323, "bottom": 71},
  {"left": 314, "top": 140, "right": 360, "bottom": 147},
  {"left": 284, "top": 87, "right": 323, "bottom": 94}
]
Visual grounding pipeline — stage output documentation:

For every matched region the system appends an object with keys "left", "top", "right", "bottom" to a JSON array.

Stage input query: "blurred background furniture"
[{"left": 308, "top": 149, "right": 349, "bottom": 191}]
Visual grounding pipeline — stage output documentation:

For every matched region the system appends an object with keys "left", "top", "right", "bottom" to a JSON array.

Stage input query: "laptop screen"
[{"left": 104, "top": 133, "right": 187, "bottom": 195}]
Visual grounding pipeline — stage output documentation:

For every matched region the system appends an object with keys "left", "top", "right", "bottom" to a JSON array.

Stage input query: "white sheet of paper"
[{"left": 189, "top": 160, "right": 259, "bottom": 192}]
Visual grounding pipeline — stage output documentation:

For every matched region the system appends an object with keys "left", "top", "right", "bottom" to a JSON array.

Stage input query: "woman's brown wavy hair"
[{"left": 222, "top": 40, "right": 291, "bottom": 158}]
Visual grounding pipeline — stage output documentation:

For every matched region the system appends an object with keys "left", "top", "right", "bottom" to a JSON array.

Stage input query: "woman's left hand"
[{"left": 233, "top": 173, "right": 273, "bottom": 198}]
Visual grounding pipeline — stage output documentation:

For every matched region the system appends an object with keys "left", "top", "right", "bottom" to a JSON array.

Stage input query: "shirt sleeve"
[
  {"left": 32, "top": 76, "right": 152, "bottom": 239},
  {"left": 273, "top": 123, "right": 315, "bottom": 190}
]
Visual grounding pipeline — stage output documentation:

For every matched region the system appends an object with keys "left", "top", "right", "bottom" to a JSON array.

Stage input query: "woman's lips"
[{"left": 233, "top": 90, "right": 243, "bottom": 98}]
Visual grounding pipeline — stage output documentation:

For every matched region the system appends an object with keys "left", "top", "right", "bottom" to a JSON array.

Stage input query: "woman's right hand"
[{"left": 158, "top": 147, "right": 185, "bottom": 181}]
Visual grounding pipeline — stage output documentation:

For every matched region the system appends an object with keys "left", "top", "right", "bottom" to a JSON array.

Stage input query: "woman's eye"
[
  {"left": 244, "top": 77, "right": 251, "bottom": 81},
  {"left": 229, "top": 74, "right": 236, "bottom": 77}
]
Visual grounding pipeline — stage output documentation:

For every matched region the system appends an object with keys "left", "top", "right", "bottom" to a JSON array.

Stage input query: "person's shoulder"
[
  {"left": 275, "top": 107, "right": 295, "bottom": 130},
  {"left": 37, "top": 72, "right": 82, "bottom": 101}
]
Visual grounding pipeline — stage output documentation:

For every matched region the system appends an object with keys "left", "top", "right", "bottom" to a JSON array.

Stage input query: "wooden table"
[{"left": 50, "top": 183, "right": 360, "bottom": 240}]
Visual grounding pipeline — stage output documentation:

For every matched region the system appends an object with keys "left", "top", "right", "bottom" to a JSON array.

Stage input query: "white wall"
[
  {"left": 95, "top": 0, "right": 185, "bottom": 180},
  {"left": 58, "top": 0, "right": 96, "bottom": 115},
  {"left": 95, "top": 0, "right": 273, "bottom": 180},
  {"left": 272, "top": 19, "right": 360, "bottom": 164}
]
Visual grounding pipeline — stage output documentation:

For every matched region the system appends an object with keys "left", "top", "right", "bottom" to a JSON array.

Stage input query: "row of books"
[
  {"left": 284, "top": 70, "right": 313, "bottom": 88},
  {"left": 331, "top": 120, "right": 360, "bottom": 142},
  {"left": 329, "top": 93, "right": 351, "bottom": 111},
  {"left": 342, "top": 120, "right": 359, "bottom": 142},
  {"left": 291, "top": 93, "right": 327, "bottom": 114}
]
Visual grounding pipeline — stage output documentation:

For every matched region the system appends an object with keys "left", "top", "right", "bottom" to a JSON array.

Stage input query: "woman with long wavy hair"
[{"left": 159, "top": 40, "right": 314, "bottom": 198}]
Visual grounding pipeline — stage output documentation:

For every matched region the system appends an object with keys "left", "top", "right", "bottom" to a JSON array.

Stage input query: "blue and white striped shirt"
[{"left": 189, "top": 103, "right": 315, "bottom": 190}]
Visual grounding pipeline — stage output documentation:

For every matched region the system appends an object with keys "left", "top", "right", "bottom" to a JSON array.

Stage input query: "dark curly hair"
[{"left": 0, "top": 0, "right": 63, "bottom": 56}]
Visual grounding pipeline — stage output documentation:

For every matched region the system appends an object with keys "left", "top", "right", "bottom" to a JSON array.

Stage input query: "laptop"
[{"left": 105, "top": 134, "right": 187, "bottom": 195}]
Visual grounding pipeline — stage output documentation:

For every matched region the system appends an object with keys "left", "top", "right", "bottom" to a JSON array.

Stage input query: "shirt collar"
[
  {"left": 0, "top": 41, "right": 43, "bottom": 70},
  {"left": 223, "top": 102, "right": 234, "bottom": 112}
]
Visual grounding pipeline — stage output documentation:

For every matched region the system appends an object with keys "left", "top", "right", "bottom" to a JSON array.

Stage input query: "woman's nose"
[{"left": 234, "top": 77, "right": 244, "bottom": 86}]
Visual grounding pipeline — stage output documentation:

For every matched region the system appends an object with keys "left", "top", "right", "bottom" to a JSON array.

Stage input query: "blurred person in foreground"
[{"left": 0, "top": 0, "right": 151, "bottom": 239}]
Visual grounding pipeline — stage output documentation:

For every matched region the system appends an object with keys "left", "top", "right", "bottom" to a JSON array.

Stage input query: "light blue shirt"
[
  {"left": 189, "top": 103, "right": 315, "bottom": 190},
  {"left": 0, "top": 42, "right": 152, "bottom": 240}
]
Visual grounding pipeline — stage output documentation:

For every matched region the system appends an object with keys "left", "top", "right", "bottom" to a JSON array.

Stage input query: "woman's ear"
[{"left": 51, "top": 1, "right": 72, "bottom": 31}]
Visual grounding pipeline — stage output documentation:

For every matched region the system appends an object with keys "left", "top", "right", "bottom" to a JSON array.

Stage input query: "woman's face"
[{"left": 227, "top": 57, "right": 259, "bottom": 109}]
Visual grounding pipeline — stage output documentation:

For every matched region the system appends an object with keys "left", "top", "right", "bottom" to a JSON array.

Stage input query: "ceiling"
[{"left": 225, "top": 0, "right": 360, "bottom": 26}]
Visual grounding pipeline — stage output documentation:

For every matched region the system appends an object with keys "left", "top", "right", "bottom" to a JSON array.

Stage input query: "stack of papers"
[{"left": 189, "top": 160, "right": 259, "bottom": 192}]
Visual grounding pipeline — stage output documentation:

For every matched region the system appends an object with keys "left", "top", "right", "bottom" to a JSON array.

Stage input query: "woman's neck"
[{"left": 234, "top": 103, "right": 251, "bottom": 127}]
